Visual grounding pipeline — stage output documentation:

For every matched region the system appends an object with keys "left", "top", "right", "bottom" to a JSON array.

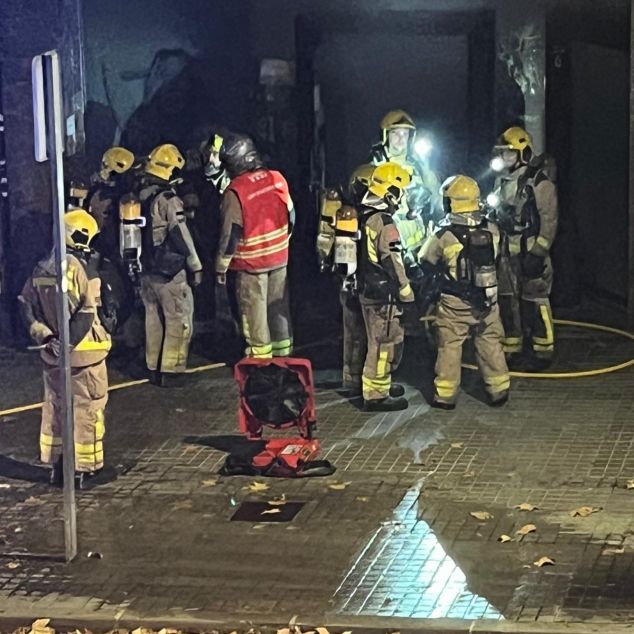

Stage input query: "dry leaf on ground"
[
  {"left": 0, "top": 484, "right": 10, "bottom": 489},
  {"left": 450, "top": 442, "right": 464, "bottom": 449},
  {"left": 6, "top": 562, "right": 20, "bottom": 569},
  {"left": 316, "top": 628, "right": 331, "bottom": 634},
  {"left": 516, "top": 524, "right": 537, "bottom": 536},
  {"left": 29, "top": 620, "right": 54, "bottom": 634},
  {"left": 247, "top": 481, "right": 270, "bottom": 493},
  {"left": 268, "top": 494, "right": 287, "bottom": 506},
  {"left": 356, "top": 496, "right": 369, "bottom": 502},
  {"left": 328, "top": 481, "right": 352, "bottom": 490},
  {"left": 261, "top": 508, "right": 281, "bottom": 515},
  {"left": 171, "top": 500, "right": 193, "bottom": 511},
  {"left": 626, "top": 480, "right": 634, "bottom": 490},
  {"left": 514, "top": 503, "right": 538, "bottom": 512},
  {"left": 201, "top": 479, "right": 218, "bottom": 487},
  {"left": 570, "top": 506, "right": 602, "bottom": 517},
  {"left": 534, "top": 556, "right": 555, "bottom": 567},
  {"left": 463, "top": 471, "right": 476, "bottom": 478},
  {"left": 470, "top": 511, "right": 493, "bottom": 521},
  {"left": 498, "top": 534, "right": 513, "bottom": 543},
  {"left": 602, "top": 547, "right": 625, "bottom": 556},
  {"left": 24, "top": 496, "right": 44, "bottom": 506}
]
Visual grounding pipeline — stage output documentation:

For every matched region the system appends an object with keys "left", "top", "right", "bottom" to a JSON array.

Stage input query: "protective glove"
[
  {"left": 522, "top": 252, "right": 546, "bottom": 279},
  {"left": 495, "top": 204, "right": 518, "bottom": 234},
  {"left": 44, "top": 337, "right": 61, "bottom": 358},
  {"left": 399, "top": 302, "right": 420, "bottom": 329}
]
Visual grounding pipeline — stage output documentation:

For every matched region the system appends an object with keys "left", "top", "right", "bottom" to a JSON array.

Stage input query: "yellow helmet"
[
  {"left": 441, "top": 175, "right": 481, "bottom": 214},
  {"left": 368, "top": 162, "right": 411, "bottom": 203},
  {"left": 494, "top": 126, "right": 533, "bottom": 164},
  {"left": 146, "top": 144, "right": 185, "bottom": 180},
  {"left": 65, "top": 208, "right": 99, "bottom": 251},
  {"left": 102, "top": 147, "right": 135, "bottom": 175},
  {"left": 380, "top": 109, "right": 416, "bottom": 144}
]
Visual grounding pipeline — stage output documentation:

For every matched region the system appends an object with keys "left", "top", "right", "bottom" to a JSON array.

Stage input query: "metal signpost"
[{"left": 32, "top": 50, "right": 78, "bottom": 562}]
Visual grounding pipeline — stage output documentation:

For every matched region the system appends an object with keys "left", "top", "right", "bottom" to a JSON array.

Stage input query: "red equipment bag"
[
  {"left": 234, "top": 357, "right": 317, "bottom": 440},
  {"left": 224, "top": 357, "right": 335, "bottom": 478}
]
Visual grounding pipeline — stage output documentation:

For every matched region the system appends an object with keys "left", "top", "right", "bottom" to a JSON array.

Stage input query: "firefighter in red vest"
[{"left": 216, "top": 134, "right": 294, "bottom": 358}]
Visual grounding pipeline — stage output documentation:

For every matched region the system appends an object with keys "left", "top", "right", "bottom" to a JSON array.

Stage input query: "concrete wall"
[{"left": 0, "top": 0, "right": 84, "bottom": 340}]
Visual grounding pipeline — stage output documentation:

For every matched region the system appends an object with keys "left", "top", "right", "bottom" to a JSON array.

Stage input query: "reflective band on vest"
[{"left": 227, "top": 170, "right": 290, "bottom": 272}]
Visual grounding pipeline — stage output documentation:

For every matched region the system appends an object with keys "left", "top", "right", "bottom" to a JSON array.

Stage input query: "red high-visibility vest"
[{"left": 227, "top": 169, "right": 291, "bottom": 273}]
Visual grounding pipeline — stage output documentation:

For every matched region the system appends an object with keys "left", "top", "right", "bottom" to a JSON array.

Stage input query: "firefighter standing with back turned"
[
  {"left": 138, "top": 144, "right": 203, "bottom": 387},
  {"left": 215, "top": 133, "right": 294, "bottom": 359},
  {"left": 19, "top": 210, "right": 112, "bottom": 488},
  {"left": 420, "top": 175, "right": 510, "bottom": 409},
  {"left": 489, "top": 126, "right": 558, "bottom": 367},
  {"left": 357, "top": 163, "right": 417, "bottom": 412}
]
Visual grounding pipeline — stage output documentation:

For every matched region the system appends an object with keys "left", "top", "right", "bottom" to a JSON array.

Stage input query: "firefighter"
[
  {"left": 489, "top": 126, "right": 558, "bottom": 365},
  {"left": 357, "top": 162, "right": 416, "bottom": 411},
  {"left": 19, "top": 209, "right": 112, "bottom": 488},
  {"left": 369, "top": 109, "right": 442, "bottom": 267},
  {"left": 420, "top": 175, "right": 510, "bottom": 409},
  {"left": 138, "top": 144, "right": 203, "bottom": 386},
  {"left": 87, "top": 146, "right": 137, "bottom": 261},
  {"left": 216, "top": 133, "right": 294, "bottom": 359}
]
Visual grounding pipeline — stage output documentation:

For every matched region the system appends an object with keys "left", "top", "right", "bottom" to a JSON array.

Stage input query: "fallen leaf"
[
  {"left": 247, "top": 481, "right": 270, "bottom": 493},
  {"left": 316, "top": 628, "right": 331, "bottom": 634},
  {"left": 514, "top": 503, "right": 538, "bottom": 512},
  {"left": 268, "top": 494, "right": 287, "bottom": 506},
  {"left": 626, "top": 480, "right": 634, "bottom": 490},
  {"left": 24, "top": 496, "right": 44, "bottom": 506},
  {"left": 171, "top": 500, "right": 193, "bottom": 511},
  {"left": 201, "top": 479, "right": 218, "bottom": 487},
  {"left": 463, "top": 471, "right": 475, "bottom": 478},
  {"left": 602, "top": 547, "right": 625, "bottom": 556},
  {"left": 533, "top": 556, "right": 555, "bottom": 567},
  {"left": 356, "top": 496, "right": 369, "bottom": 502},
  {"left": 6, "top": 562, "right": 20, "bottom": 569},
  {"left": 182, "top": 445, "right": 198, "bottom": 453},
  {"left": 498, "top": 534, "right": 513, "bottom": 543},
  {"left": 516, "top": 524, "right": 537, "bottom": 536},
  {"left": 328, "top": 481, "right": 352, "bottom": 490},
  {"left": 470, "top": 511, "right": 493, "bottom": 521},
  {"left": 30, "top": 621, "right": 50, "bottom": 630},
  {"left": 131, "top": 629, "right": 154, "bottom": 634},
  {"left": 261, "top": 508, "right": 281, "bottom": 515},
  {"left": 277, "top": 629, "right": 291, "bottom": 634},
  {"left": 14, "top": 527, "right": 22, "bottom": 533},
  {"left": 450, "top": 442, "right": 464, "bottom": 449},
  {"left": 570, "top": 506, "right": 602, "bottom": 517},
  {"left": 0, "top": 484, "right": 10, "bottom": 489}
]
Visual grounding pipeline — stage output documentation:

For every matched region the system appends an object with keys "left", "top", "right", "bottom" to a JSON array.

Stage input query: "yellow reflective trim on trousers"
[
  {"left": 362, "top": 375, "right": 390, "bottom": 388},
  {"left": 40, "top": 432, "right": 62, "bottom": 448},
  {"left": 509, "top": 242, "right": 522, "bottom": 254},
  {"left": 366, "top": 228, "right": 378, "bottom": 263},
  {"left": 536, "top": 236, "right": 550, "bottom": 250},
  {"left": 271, "top": 339, "right": 293, "bottom": 357},
  {"left": 538, "top": 304, "right": 554, "bottom": 345},
  {"left": 399, "top": 284, "right": 413, "bottom": 301},
  {"left": 435, "top": 378, "right": 458, "bottom": 399},
  {"left": 250, "top": 344, "right": 273, "bottom": 358},
  {"left": 75, "top": 339, "right": 112, "bottom": 352},
  {"left": 377, "top": 348, "right": 389, "bottom": 378},
  {"left": 486, "top": 373, "right": 510, "bottom": 393},
  {"left": 95, "top": 409, "right": 105, "bottom": 440}
]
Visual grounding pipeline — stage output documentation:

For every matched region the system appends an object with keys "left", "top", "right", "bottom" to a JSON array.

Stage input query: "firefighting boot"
[
  {"left": 363, "top": 396, "right": 409, "bottom": 412},
  {"left": 431, "top": 398, "right": 456, "bottom": 411}
]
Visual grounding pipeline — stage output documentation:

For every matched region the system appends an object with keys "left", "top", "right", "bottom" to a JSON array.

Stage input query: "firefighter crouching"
[
  {"left": 215, "top": 133, "right": 294, "bottom": 359},
  {"left": 19, "top": 210, "right": 112, "bottom": 488},
  {"left": 138, "top": 144, "right": 203, "bottom": 387},
  {"left": 357, "top": 163, "right": 416, "bottom": 412},
  {"left": 420, "top": 175, "right": 510, "bottom": 410},
  {"left": 489, "top": 126, "right": 558, "bottom": 366}
]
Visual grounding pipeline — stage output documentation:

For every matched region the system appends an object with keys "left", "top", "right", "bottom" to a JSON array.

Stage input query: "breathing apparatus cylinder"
[
  {"left": 119, "top": 194, "right": 146, "bottom": 280},
  {"left": 333, "top": 204, "right": 359, "bottom": 278}
]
